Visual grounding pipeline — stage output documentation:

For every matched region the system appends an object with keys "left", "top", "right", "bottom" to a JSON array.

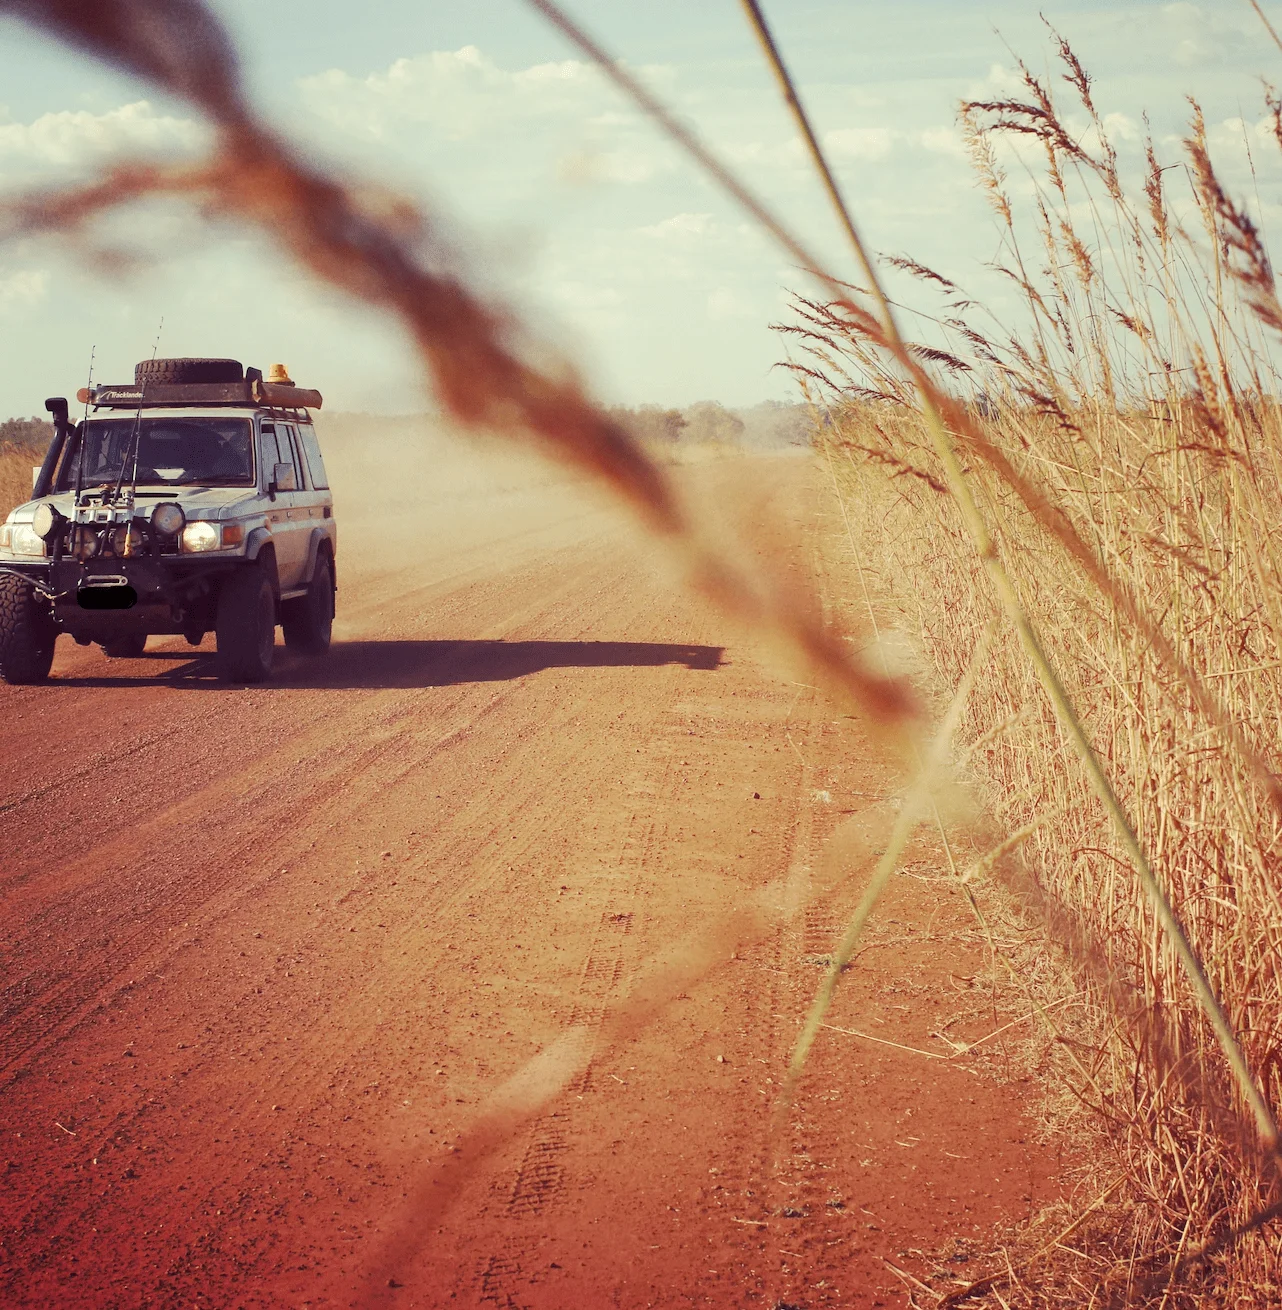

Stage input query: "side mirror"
[
  {"left": 271, "top": 462, "right": 297, "bottom": 493},
  {"left": 32, "top": 466, "right": 42, "bottom": 493}
]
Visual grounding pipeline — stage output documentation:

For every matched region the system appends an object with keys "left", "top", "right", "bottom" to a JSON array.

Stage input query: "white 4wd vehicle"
[{"left": 0, "top": 357, "right": 337, "bottom": 684}]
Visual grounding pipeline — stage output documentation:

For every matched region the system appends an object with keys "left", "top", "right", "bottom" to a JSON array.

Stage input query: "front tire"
[
  {"left": 0, "top": 574, "right": 56, "bottom": 685},
  {"left": 101, "top": 634, "right": 147, "bottom": 659},
  {"left": 282, "top": 553, "right": 334, "bottom": 655},
  {"left": 215, "top": 568, "right": 276, "bottom": 683}
]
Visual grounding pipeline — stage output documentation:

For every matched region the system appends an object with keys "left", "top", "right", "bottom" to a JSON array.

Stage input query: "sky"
[{"left": 0, "top": 0, "right": 1278, "bottom": 416}]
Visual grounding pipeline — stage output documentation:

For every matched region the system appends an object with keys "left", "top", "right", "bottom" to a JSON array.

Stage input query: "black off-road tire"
[
  {"left": 215, "top": 568, "right": 276, "bottom": 683},
  {"left": 135, "top": 357, "right": 243, "bottom": 387},
  {"left": 281, "top": 553, "right": 334, "bottom": 655},
  {"left": 101, "top": 634, "right": 147, "bottom": 659},
  {"left": 0, "top": 574, "right": 56, "bottom": 684}
]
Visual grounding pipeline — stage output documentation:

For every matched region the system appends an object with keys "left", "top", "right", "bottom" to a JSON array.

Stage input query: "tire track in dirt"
[
  {"left": 0, "top": 681, "right": 518, "bottom": 1081},
  {"left": 138, "top": 591, "right": 713, "bottom": 1304},
  {"left": 0, "top": 521, "right": 616, "bottom": 1072},
  {"left": 468, "top": 764, "right": 673, "bottom": 1305},
  {"left": 1, "top": 579, "right": 633, "bottom": 1112},
  {"left": 418, "top": 473, "right": 828, "bottom": 1308}
]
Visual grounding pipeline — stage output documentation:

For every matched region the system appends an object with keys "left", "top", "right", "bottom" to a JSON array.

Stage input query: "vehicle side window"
[
  {"left": 260, "top": 423, "right": 298, "bottom": 486},
  {"left": 295, "top": 424, "right": 330, "bottom": 491},
  {"left": 279, "top": 424, "right": 302, "bottom": 483},
  {"left": 258, "top": 424, "right": 273, "bottom": 483},
  {"left": 259, "top": 424, "right": 279, "bottom": 485}
]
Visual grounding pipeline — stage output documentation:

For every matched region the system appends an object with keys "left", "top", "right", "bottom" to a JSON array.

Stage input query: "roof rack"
[{"left": 81, "top": 381, "right": 323, "bottom": 410}]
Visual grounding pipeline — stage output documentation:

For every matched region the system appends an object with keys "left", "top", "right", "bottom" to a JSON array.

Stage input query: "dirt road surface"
[{"left": 0, "top": 447, "right": 1062, "bottom": 1308}]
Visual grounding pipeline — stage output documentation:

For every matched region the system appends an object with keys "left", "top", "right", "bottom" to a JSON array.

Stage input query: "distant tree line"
[
  {"left": 608, "top": 400, "right": 811, "bottom": 448},
  {"left": 0, "top": 417, "right": 53, "bottom": 454}
]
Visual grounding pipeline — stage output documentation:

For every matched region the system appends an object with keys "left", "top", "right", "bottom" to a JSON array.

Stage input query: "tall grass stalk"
[{"left": 782, "top": 618, "right": 993, "bottom": 1102}]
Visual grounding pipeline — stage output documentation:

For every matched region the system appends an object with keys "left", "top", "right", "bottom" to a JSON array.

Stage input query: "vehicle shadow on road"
[
  {"left": 291, "top": 639, "right": 725, "bottom": 688},
  {"left": 51, "top": 639, "right": 725, "bottom": 690}
]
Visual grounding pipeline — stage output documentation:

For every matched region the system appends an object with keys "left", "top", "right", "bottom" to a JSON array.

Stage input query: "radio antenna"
[
  {"left": 81, "top": 344, "right": 95, "bottom": 423},
  {"left": 113, "top": 318, "right": 162, "bottom": 509}
]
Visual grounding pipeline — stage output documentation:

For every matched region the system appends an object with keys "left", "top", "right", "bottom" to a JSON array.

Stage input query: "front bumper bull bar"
[{"left": 0, "top": 556, "right": 244, "bottom": 638}]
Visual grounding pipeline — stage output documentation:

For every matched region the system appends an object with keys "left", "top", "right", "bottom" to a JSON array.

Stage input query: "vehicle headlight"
[
  {"left": 8, "top": 524, "right": 46, "bottom": 557},
  {"left": 180, "top": 520, "right": 222, "bottom": 553},
  {"left": 32, "top": 502, "right": 65, "bottom": 541},
  {"left": 151, "top": 503, "right": 185, "bottom": 536}
]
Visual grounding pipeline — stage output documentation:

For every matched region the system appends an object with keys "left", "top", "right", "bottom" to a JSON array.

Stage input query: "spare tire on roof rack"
[{"left": 135, "top": 357, "right": 243, "bottom": 386}]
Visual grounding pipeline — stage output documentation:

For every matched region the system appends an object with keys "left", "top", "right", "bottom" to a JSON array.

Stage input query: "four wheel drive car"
[{"left": 0, "top": 357, "right": 337, "bottom": 685}]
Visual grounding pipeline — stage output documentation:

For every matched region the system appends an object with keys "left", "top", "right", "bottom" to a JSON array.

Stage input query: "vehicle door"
[{"left": 258, "top": 420, "right": 305, "bottom": 589}]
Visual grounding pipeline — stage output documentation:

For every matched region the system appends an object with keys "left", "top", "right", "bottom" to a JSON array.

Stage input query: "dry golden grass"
[
  {"left": 822, "top": 410, "right": 1282, "bottom": 1306},
  {"left": 786, "top": 36, "right": 1282, "bottom": 1305},
  {"left": 0, "top": 445, "right": 40, "bottom": 518}
]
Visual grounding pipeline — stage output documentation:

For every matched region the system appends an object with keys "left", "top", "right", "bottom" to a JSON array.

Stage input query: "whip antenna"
[
  {"left": 81, "top": 344, "right": 95, "bottom": 424},
  {"left": 113, "top": 318, "right": 163, "bottom": 508}
]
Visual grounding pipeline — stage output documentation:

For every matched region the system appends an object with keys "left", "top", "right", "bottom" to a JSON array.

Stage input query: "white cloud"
[
  {"left": 1207, "top": 113, "right": 1280, "bottom": 154},
  {"left": 0, "top": 102, "right": 204, "bottom": 184},
  {"left": 1070, "top": 110, "right": 1142, "bottom": 157},
  {"left": 0, "top": 268, "right": 49, "bottom": 312},
  {"left": 299, "top": 46, "right": 663, "bottom": 144},
  {"left": 296, "top": 46, "right": 678, "bottom": 200},
  {"left": 966, "top": 62, "right": 1025, "bottom": 101},
  {"left": 1161, "top": 3, "right": 1252, "bottom": 66},
  {"left": 639, "top": 212, "right": 717, "bottom": 241},
  {"left": 723, "top": 138, "right": 805, "bottom": 169},
  {"left": 550, "top": 281, "right": 623, "bottom": 312},
  {"left": 823, "top": 127, "right": 894, "bottom": 162},
  {"left": 707, "top": 286, "right": 756, "bottom": 321},
  {"left": 919, "top": 127, "right": 966, "bottom": 157},
  {"left": 301, "top": 47, "right": 528, "bottom": 141},
  {"left": 1102, "top": 111, "right": 1140, "bottom": 143}
]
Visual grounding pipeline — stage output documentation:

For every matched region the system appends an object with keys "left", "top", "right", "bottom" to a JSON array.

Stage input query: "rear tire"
[
  {"left": 101, "top": 634, "right": 147, "bottom": 659},
  {"left": 215, "top": 568, "right": 275, "bottom": 683},
  {"left": 0, "top": 574, "right": 56, "bottom": 684},
  {"left": 282, "top": 553, "right": 334, "bottom": 655}
]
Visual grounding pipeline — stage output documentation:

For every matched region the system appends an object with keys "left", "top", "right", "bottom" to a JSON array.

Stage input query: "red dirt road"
[{"left": 0, "top": 452, "right": 1061, "bottom": 1308}]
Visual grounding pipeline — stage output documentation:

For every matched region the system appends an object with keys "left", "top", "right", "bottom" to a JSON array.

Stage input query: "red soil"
[{"left": 0, "top": 455, "right": 1062, "bottom": 1307}]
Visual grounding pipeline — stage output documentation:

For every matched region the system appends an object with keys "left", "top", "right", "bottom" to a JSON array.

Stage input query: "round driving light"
[
  {"left": 110, "top": 523, "right": 144, "bottom": 558},
  {"left": 151, "top": 502, "right": 185, "bottom": 536},
  {"left": 31, "top": 502, "right": 63, "bottom": 541},
  {"left": 71, "top": 525, "right": 97, "bottom": 562}
]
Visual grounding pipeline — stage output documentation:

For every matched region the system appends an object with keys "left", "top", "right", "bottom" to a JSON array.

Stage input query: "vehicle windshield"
[{"left": 61, "top": 417, "right": 255, "bottom": 489}]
